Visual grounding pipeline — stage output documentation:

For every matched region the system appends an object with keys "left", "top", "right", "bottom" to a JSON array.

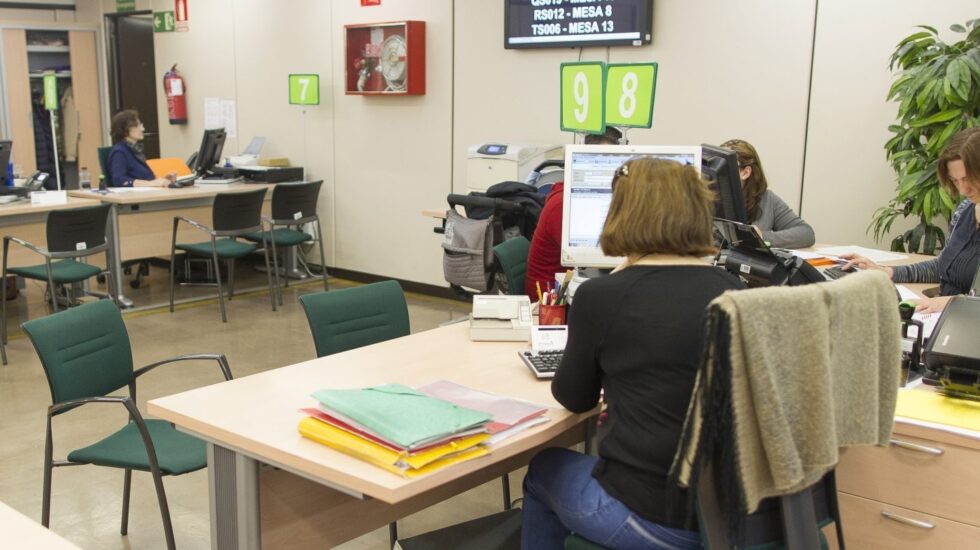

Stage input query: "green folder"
[{"left": 312, "top": 384, "right": 492, "bottom": 449}]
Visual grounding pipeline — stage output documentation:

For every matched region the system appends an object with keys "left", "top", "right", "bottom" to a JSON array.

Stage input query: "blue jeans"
[{"left": 521, "top": 448, "right": 702, "bottom": 550}]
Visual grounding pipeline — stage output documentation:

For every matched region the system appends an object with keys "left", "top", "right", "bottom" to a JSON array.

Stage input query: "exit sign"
[{"left": 153, "top": 11, "right": 176, "bottom": 33}]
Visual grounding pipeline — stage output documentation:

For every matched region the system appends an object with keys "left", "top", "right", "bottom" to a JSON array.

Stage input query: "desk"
[
  {"left": 70, "top": 184, "right": 274, "bottom": 306},
  {"left": 148, "top": 321, "right": 595, "bottom": 549},
  {"left": 0, "top": 197, "right": 101, "bottom": 267},
  {"left": 0, "top": 501, "right": 81, "bottom": 549}
]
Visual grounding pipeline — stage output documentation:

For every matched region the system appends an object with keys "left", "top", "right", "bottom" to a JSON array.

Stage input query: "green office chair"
[
  {"left": 1, "top": 203, "right": 116, "bottom": 365},
  {"left": 21, "top": 300, "right": 233, "bottom": 550},
  {"left": 169, "top": 188, "right": 276, "bottom": 322},
  {"left": 243, "top": 180, "right": 328, "bottom": 306},
  {"left": 298, "top": 280, "right": 409, "bottom": 358},
  {"left": 493, "top": 236, "right": 530, "bottom": 295},
  {"left": 97, "top": 145, "right": 112, "bottom": 182}
]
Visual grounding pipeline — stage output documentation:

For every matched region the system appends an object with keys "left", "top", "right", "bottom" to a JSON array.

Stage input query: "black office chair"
[
  {"left": 243, "top": 180, "right": 327, "bottom": 305},
  {"left": 168, "top": 188, "right": 275, "bottom": 322},
  {"left": 1, "top": 203, "right": 116, "bottom": 365}
]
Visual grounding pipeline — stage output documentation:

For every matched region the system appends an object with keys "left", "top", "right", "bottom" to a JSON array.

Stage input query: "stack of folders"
[
  {"left": 299, "top": 382, "right": 552, "bottom": 478},
  {"left": 299, "top": 383, "right": 494, "bottom": 478}
]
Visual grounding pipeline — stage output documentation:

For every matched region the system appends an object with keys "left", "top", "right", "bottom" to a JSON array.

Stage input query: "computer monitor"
[
  {"left": 702, "top": 144, "right": 748, "bottom": 224},
  {"left": 0, "top": 141, "right": 11, "bottom": 186},
  {"left": 560, "top": 144, "right": 702, "bottom": 268},
  {"left": 190, "top": 129, "right": 226, "bottom": 175}
]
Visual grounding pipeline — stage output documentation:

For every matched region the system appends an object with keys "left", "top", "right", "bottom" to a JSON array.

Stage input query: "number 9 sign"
[
  {"left": 560, "top": 62, "right": 606, "bottom": 134},
  {"left": 605, "top": 63, "right": 657, "bottom": 128}
]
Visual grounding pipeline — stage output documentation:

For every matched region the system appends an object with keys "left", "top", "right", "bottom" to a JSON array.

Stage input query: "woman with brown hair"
[
  {"left": 107, "top": 110, "right": 174, "bottom": 187},
  {"left": 521, "top": 158, "right": 743, "bottom": 549},
  {"left": 843, "top": 127, "right": 980, "bottom": 313},
  {"left": 721, "top": 139, "right": 815, "bottom": 249}
]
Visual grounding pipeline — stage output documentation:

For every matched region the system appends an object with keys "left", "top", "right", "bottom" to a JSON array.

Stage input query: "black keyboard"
[
  {"left": 823, "top": 266, "right": 854, "bottom": 280},
  {"left": 519, "top": 350, "right": 563, "bottom": 379}
]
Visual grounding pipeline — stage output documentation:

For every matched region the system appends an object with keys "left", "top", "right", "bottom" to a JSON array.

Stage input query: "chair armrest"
[
  {"left": 134, "top": 353, "right": 233, "bottom": 381},
  {"left": 173, "top": 215, "right": 215, "bottom": 236},
  {"left": 49, "top": 395, "right": 137, "bottom": 417},
  {"left": 4, "top": 235, "right": 49, "bottom": 257}
]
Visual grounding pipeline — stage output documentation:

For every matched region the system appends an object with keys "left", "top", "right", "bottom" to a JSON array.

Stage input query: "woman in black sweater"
[{"left": 522, "top": 158, "right": 743, "bottom": 550}]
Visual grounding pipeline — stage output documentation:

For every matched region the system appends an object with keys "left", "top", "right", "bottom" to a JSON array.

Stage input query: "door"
[{"left": 106, "top": 12, "right": 160, "bottom": 159}]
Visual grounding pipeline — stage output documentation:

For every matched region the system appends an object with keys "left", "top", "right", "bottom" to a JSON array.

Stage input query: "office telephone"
[
  {"left": 24, "top": 171, "right": 49, "bottom": 191},
  {"left": 0, "top": 171, "right": 47, "bottom": 199}
]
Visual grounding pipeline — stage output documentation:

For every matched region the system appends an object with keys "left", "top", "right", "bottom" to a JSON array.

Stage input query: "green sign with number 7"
[
  {"left": 288, "top": 74, "right": 320, "bottom": 105},
  {"left": 605, "top": 63, "right": 657, "bottom": 128},
  {"left": 560, "top": 62, "right": 606, "bottom": 135}
]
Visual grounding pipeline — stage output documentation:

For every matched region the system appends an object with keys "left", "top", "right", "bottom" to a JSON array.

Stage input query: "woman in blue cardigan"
[{"left": 107, "top": 110, "right": 173, "bottom": 187}]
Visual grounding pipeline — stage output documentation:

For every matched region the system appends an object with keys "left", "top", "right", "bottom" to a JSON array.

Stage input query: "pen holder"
[{"left": 539, "top": 304, "right": 567, "bottom": 326}]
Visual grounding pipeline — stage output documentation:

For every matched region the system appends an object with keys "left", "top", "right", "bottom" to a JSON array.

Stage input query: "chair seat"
[
  {"left": 176, "top": 238, "right": 257, "bottom": 259},
  {"left": 242, "top": 228, "right": 312, "bottom": 247},
  {"left": 67, "top": 418, "right": 206, "bottom": 475},
  {"left": 8, "top": 259, "right": 103, "bottom": 284}
]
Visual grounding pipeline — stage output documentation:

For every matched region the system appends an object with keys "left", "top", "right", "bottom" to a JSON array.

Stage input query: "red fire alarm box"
[{"left": 345, "top": 21, "right": 425, "bottom": 95}]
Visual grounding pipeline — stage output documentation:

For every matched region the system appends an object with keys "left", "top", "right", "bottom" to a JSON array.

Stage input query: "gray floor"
[{"left": 0, "top": 262, "right": 527, "bottom": 549}]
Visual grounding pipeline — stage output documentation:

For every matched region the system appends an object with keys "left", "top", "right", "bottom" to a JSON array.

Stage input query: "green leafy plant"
[{"left": 871, "top": 20, "right": 980, "bottom": 254}]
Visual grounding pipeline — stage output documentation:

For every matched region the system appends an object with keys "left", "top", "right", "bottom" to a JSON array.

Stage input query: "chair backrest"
[
  {"left": 97, "top": 146, "right": 112, "bottom": 180},
  {"left": 46, "top": 203, "right": 111, "bottom": 254},
  {"left": 493, "top": 236, "right": 530, "bottom": 295},
  {"left": 271, "top": 180, "right": 322, "bottom": 224},
  {"left": 298, "top": 280, "right": 410, "bottom": 358},
  {"left": 21, "top": 300, "right": 134, "bottom": 407},
  {"left": 212, "top": 188, "right": 267, "bottom": 233}
]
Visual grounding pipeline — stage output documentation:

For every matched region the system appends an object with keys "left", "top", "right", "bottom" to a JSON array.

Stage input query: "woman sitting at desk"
[
  {"left": 521, "top": 159, "right": 744, "bottom": 549},
  {"left": 843, "top": 127, "right": 980, "bottom": 314},
  {"left": 721, "top": 138, "right": 815, "bottom": 249},
  {"left": 107, "top": 110, "right": 173, "bottom": 188}
]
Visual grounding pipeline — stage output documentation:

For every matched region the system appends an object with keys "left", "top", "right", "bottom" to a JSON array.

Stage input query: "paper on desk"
[
  {"left": 484, "top": 416, "right": 551, "bottom": 448},
  {"left": 788, "top": 250, "right": 827, "bottom": 260},
  {"left": 815, "top": 246, "right": 907, "bottom": 263},
  {"left": 895, "top": 284, "right": 920, "bottom": 302},
  {"left": 906, "top": 311, "right": 940, "bottom": 340},
  {"left": 108, "top": 187, "right": 162, "bottom": 193},
  {"left": 895, "top": 387, "right": 980, "bottom": 436}
]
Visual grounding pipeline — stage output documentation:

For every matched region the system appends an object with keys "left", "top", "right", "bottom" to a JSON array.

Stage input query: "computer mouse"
[{"left": 167, "top": 182, "right": 181, "bottom": 189}]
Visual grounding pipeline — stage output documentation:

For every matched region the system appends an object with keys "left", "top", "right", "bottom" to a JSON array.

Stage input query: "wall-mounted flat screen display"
[{"left": 505, "top": 0, "right": 653, "bottom": 49}]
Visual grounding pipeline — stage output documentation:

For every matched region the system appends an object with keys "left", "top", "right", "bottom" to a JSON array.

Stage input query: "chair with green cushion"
[
  {"left": 493, "top": 236, "right": 530, "bottom": 296},
  {"left": 20, "top": 299, "right": 233, "bottom": 550},
  {"left": 298, "top": 280, "right": 409, "bottom": 358},
  {"left": 1, "top": 203, "right": 116, "bottom": 365},
  {"left": 242, "top": 180, "right": 327, "bottom": 306},
  {"left": 168, "top": 187, "right": 276, "bottom": 322}
]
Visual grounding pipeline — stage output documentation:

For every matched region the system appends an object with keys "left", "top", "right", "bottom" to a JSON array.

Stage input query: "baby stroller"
[{"left": 438, "top": 181, "right": 545, "bottom": 297}]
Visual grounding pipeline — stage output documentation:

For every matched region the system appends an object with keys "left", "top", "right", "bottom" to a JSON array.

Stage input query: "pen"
[{"left": 536, "top": 281, "right": 543, "bottom": 304}]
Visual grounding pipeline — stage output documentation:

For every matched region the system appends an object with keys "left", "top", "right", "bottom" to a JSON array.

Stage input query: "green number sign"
[
  {"left": 560, "top": 62, "right": 605, "bottom": 134},
  {"left": 288, "top": 74, "right": 320, "bottom": 105},
  {"left": 43, "top": 72, "right": 58, "bottom": 111},
  {"left": 605, "top": 63, "right": 657, "bottom": 128}
]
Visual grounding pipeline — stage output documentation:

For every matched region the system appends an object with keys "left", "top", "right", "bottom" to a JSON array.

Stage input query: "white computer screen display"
[{"left": 560, "top": 144, "right": 702, "bottom": 268}]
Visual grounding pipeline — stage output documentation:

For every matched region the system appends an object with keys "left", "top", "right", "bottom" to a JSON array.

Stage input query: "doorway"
[{"left": 105, "top": 12, "right": 160, "bottom": 159}]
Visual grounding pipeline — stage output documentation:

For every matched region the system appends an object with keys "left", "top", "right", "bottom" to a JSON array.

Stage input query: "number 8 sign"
[
  {"left": 560, "top": 62, "right": 606, "bottom": 135},
  {"left": 605, "top": 63, "right": 657, "bottom": 128}
]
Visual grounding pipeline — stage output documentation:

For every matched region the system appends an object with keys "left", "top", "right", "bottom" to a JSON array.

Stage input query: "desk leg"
[
  {"left": 107, "top": 205, "right": 134, "bottom": 308},
  {"left": 208, "top": 444, "right": 260, "bottom": 550}
]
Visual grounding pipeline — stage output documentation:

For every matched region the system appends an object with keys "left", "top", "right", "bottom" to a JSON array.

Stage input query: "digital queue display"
[{"left": 505, "top": 0, "right": 653, "bottom": 49}]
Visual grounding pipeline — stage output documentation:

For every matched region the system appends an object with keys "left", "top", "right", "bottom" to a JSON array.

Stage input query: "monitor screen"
[
  {"left": 702, "top": 144, "right": 748, "bottom": 224},
  {"left": 0, "top": 141, "right": 11, "bottom": 186},
  {"left": 193, "top": 129, "right": 227, "bottom": 175},
  {"left": 504, "top": 0, "right": 653, "bottom": 49},
  {"left": 560, "top": 144, "right": 702, "bottom": 268}
]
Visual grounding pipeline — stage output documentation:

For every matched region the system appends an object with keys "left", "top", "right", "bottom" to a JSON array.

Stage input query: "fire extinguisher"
[{"left": 163, "top": 64, "right": 187, "bottom": 125}]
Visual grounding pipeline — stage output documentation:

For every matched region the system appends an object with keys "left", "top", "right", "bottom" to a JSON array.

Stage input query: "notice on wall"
[
  {"left": 204, "top": 97, "right": 221, "bottom": 130},
  {"left": 220, "top": 100, "right": 237, "bottom": 138}
]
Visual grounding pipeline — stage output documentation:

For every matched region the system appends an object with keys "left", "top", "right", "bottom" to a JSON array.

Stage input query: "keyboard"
[
  {"left": 518, "top": 350, "right": 563, "bottom": 379},
  {"left": 823, "top": 266, "right": 855, "bottom": 280}
]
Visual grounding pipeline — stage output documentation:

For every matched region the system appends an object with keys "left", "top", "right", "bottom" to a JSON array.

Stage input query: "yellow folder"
[
  {"left": 895, "top": 389, "right": 980, "bottom": 433},
  {"left": 298, "top": 417, "right": 490, "bottom": 478}
]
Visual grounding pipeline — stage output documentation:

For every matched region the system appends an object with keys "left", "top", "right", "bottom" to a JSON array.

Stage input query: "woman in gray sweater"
[{"left": 722, "top": 139, "right": 816, "bottom": 249}]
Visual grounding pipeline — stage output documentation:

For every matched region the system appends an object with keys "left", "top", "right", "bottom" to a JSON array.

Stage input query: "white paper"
[
  {"left": 220, "top": 100, "right": 237, "bottom": 138},
  {"left": 895, "top": 284, "right": 921, "bottom": 302},
  {"left": 908, "top": 311, "right": 941, "bottom": 340},
  {"left": 531, "top": 325, "right": 568, "bottom": 352},
  {"left": 815, "top": 246, "right": 908, "bottom": 263},
  {"left": 30, "top": 190, "right": 68, "bottom": 205},
  {"left": 106, "top": 187, "right": 163, "bottom": 193},
  {"left": 204, "top": 97, "right": 221, "bottom": 130},
  {"left": 789, "top": 250, "right": 828, "bottom": 260},
  {"left": 484, "top": 416, "right": 551, "bottom": 447}
]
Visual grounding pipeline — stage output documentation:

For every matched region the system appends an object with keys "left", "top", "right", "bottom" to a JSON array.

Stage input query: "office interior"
[{"left": 0, "top": 0, "right": 978, "bottom": 549}]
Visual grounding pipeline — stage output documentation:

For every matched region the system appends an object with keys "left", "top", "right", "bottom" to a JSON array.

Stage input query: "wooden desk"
[
  {"left": 0, "top": 501, "right": 80, "bottom": 549},
  {"left": 0, "top": 197, "right": 101, "bottom": 267},
  {"left": 148, "top": 321, "right": 595, "bottom": 549},
  {"left": 70, "top": 184, "right": 274, "bottom": 306}
]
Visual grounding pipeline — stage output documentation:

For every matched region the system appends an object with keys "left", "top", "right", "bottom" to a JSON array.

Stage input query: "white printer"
[
  {"left": 466, "top": 143, "right": 562, "bottom": 193},
  {"left": 470, "top": 295, "right": 532, "bottom": 342}
]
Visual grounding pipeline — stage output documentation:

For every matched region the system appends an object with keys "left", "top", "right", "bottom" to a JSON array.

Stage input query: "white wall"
[
  {"left": 801, "top": 0, "right": 980, "bottom": 247},
  {"left": 63, "top": 0, "right": 977, "bottom": 287}
]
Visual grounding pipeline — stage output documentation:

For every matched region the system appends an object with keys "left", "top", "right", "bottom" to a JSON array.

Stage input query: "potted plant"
[{"left": 871, "top": 20, "right": 980, "bottom": 254}]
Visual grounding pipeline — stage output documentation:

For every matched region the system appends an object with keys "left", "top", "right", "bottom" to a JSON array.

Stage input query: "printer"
[
  {"left": 923, "top": 295, "right": 980, "bottom": 399},
  {"left": 466, "top": 143, "right": 562, "bottom": 193},
  {"left": 470, "top": 295, "right": 532, "bottom": 342}
]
